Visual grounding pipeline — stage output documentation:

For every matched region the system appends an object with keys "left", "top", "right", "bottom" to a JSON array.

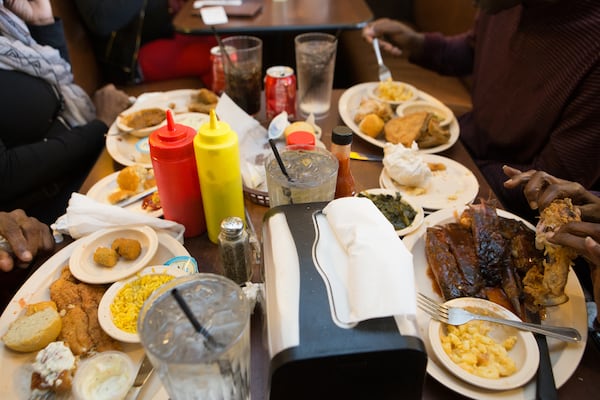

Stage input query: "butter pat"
[{"left": 383, "top": 143, "right": 431, "bottom": 187}]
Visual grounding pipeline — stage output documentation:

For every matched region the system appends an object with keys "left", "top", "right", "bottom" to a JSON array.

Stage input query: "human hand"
[
  {"left": 503, "top": 166, "right": 600, "bottom": 222},
  {"left": 4, "top": 0, "right": 54, "bottom": 25},
  {"left": 0, "top": 209, "right": 54, "bottom": 272},
  {"left": 546, "top": 222, "right": 600, "bottom": 267},
  {"left": 362, "top": 18, "right": 424, "bottom": 58},
  {"left": 93, "top": 84, "right": 132, "bottom": 127}
]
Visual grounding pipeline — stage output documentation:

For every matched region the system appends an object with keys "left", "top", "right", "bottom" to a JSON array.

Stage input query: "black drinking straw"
[
  {"left": 171, "top": 288, "right": 218, "bottom": 348},
  {"left": 268, "top": 139, "right": 292, "bottom": 181}
]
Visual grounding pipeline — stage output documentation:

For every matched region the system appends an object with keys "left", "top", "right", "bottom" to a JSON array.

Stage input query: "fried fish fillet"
[{"left": 49, "top": 267, "right": 121, "bottom": 356}]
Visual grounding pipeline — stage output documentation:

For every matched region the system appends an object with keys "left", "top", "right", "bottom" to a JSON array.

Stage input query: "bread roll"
[{"left": 2, "top": 305, "right": 62, "bottom": 352}]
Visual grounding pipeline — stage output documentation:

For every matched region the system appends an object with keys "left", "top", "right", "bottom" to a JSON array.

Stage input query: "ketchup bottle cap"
[{"left": 149, "top": 109, "right": 197, "bottom": 160}]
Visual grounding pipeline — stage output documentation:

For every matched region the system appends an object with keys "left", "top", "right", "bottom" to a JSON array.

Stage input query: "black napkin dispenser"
[{"left": 261, "top": 203, "right": 427, "bottom": 400}]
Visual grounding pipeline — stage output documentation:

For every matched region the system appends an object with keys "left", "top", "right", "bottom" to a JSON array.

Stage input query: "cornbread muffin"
[{"left": 359, "top": 113, "right": 385, "bottom": 138}]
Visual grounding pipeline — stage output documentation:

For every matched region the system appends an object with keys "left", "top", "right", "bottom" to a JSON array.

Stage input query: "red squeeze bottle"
[
  {"left": 149, "top": 110, "right": 206, "bottom": 237},
  {"left": 331, "top": 125, "right": 356, "bottom": 198}
]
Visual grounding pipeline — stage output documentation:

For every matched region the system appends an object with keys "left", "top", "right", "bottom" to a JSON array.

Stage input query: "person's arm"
[
  {"left": 28, "top": 18, "right": 70, "bottom": 63},
  {"left": 413, "top": 31, "right": 475, "bottom": 76},
  {"left": 73, "top": 0, "right": 146, "bottom": 36},
  {"left": 0, "top": 209, "right": 54, "bottom": 272}
]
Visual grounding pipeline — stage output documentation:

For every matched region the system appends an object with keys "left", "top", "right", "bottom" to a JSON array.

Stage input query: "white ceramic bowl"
[
  {"left": 396, "top": 100, "right": 453, "bottom": 127},
  {"left": 97, "top": 265, "right": 189, "bottom": 343},
  {"left": 69, "top": 225, "right": 159, "bottom": 284},
  {"left": 116, "top": 107, "right": 167, "bottom": 137},
  {"left": 370, "top": 81, "right": 418, "bottom": 106},
  {"left": 428, "top": 297, "right": 539, "bottom": 391},
  {"left": 356, "top": 188, "right": 424, "bottom": 236},
  {"left": 72, "top": 351, "right": 136, "bottom": 400}
]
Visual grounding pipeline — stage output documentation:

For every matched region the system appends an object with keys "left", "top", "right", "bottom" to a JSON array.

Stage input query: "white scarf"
[{"left": 0, "top": 3, "right": 95, "bottom": 127}]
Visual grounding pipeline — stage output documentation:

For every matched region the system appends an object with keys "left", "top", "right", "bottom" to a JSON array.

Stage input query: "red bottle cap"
[
  {"left": 149, "top": 110, "right": 197, "bottom": 161},
  {"left": 286, "top": 130, "right": 316, "bottom": 147}
]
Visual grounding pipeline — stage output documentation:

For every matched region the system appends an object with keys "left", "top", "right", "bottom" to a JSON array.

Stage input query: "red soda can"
[
  {"left": 265, "top": 66, "right": 297, "bottom": 121},
  {"left": 210, "top": 46, "right": 227, "bottom": 95}
]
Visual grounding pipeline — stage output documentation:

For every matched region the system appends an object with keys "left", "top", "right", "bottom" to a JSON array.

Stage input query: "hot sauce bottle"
[{"left": 331, "top": 125, "right": 356, "bottom": 198}]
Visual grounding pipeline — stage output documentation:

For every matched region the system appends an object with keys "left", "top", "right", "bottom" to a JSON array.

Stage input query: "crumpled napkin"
[
  {"left": 215, "top": 93, "right": 271, "bottom": 190},
  {"left": 317, "top": 197, "right": 417, "bottom": 327},
  {"left": 52, "top": 193, "right": 185, "bottom": 243}
]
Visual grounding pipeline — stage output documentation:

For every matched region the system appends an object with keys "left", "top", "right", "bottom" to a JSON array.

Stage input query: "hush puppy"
[
  {"left": 111, "top": 238, "right": 142, "bottom": 260},
  {"left": 93, "top": 247, "right": 119, "bottom": 267}
]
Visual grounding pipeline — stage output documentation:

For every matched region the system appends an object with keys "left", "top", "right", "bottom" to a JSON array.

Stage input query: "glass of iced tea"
[
  {"left": 265, "top": 144, "right": 339, "bottom": 207},
  {"left": 222, "top": 36, "right": 263, "bottom": 115}
]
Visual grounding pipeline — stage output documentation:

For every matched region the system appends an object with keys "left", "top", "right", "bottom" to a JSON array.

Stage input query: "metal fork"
[
  {"left": 372, "top": 38, "right": 392, "bottom": 82},
  {"left": 417, "top": 293, "right": 581, "bottom": 342}
]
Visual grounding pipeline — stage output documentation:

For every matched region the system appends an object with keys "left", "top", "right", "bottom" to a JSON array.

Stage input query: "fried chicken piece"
[
  {"left": 526, "top": 198, "right": 581, "bottom": 306},
  {"left": 354, "top": 97, "right": 394, "bottom": 124}
]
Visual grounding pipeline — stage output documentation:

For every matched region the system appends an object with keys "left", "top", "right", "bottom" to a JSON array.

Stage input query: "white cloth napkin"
[
  {"left": 317, "top": 197, "right": 417, "bottom": 327},
  {"left": 52, "top": 193, "right": 185, "bottom": 243}
]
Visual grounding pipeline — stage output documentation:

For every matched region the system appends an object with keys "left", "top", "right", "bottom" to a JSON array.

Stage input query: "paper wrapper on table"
[
  {"left": 216, "top": 93, "right": 271, "bottom": 190},
  {"left": 262, "top": 198, "right": 427, "bottom": 399},
  {"left": 52, "top": 193, "right": 185, "bottom": 243}
]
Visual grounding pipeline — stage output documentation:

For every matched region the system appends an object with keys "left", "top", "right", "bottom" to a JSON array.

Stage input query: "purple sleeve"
[{"left": 410, "top": 31, "right": 475, "bottom": 77}]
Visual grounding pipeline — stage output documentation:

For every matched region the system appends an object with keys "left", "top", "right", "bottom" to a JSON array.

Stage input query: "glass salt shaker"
[{"left": 218, "top": 216, "right": 251, "bottom": 285}]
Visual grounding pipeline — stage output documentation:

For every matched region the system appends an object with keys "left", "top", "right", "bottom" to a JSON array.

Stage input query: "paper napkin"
[
  {"left": 317, "top": 197, "right": 417, "bottom": 327},
  {"left": 52, "top": 193, "right": 185, "bottom": 243}
]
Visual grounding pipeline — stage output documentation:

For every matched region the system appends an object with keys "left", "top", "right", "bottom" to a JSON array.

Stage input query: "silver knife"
[
  {"left": 525, "top": 307, "right": 558, "bottom": 400},
  {"left": 116, "top": 187, "right": 158, "bottom": 208},
  {"left": 128, "top": 355, "right": 154, "bottom": 399}
]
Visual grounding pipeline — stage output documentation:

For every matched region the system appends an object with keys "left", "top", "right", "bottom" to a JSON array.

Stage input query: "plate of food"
[
  {"left": 86, "top": 166, "right": 162, "bottom": 217},
  {"left": 379, "top": 154, "right": 479, "bottom": 211},
  {"left": 69, "top": 226, "right": 159, "bottom": 284},
  {"left": 0, "top": 231, "right": 188, "bottom": 399},
  {"left": 115, "top": 88, "right": 218, "bottom": 137},
  {"left": 428, "top": 297, "right": 539, "bottom": 391},
  {"left": 107, "top": 88, "right": 216, "bottom": 168},
  {"left": 355, "top": 188, "right": 424, "bottom": 236},
  {"left": 401, "top": 204, "right": 587, "bottom": 400},
  {"left": 97, "top": 265, "right": 189, "bottom": 343},
  {"left": 338, "top": 82, "right": 459, "bottom": 153}
]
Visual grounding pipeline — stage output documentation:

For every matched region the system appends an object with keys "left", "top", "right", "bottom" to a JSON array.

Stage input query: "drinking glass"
[
  {"left": 222, "top": 36, "right": 263, "bottom": 115},
  {"left": 138, "top": 273, "right": 251, "bottom": 400},
  {"left": 294, "top": 32, "right": 337, "bottom": 119},
  {"left": 265, "top": 145, "right": 339, "bottom": 207}
]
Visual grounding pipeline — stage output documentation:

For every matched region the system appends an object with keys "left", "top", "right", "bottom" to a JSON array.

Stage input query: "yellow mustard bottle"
[{"left": 194, "top": 109, "right": 246, "bottom": 243}]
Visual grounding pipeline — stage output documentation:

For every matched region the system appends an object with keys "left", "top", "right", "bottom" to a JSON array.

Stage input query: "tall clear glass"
[
  {"left": 294, "top": 32, "right": 337, "bottom": 119},
  {"left": 222, "top": 36, "right": 263, "bottom": 115},
  {"left": 138, "top": 274, "right": 250, "bottom": 400}
]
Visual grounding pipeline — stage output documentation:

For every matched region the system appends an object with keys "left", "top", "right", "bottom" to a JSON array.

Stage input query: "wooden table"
[
  {"left": 173, "top": 0, "right": 374, "bottom": 34},
  {"left": 80, "top": 90, "right": 600, "bottom": 399}
]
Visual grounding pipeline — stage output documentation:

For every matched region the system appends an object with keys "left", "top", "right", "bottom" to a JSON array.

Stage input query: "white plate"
[
  {"left": 69, "top": 226, "right": 159, "bottom": 284},
  {"left": 338, "top": 82, "right": 459, "bottom": 153},
  {"left": 401, "top": 206, "right": 588, "bottom": 400},
  {"left": 97, "top": 265, "right": 189, "bottom": 343},
  {"left": 86, "top": 171, "right": 163, "bottom": 218},
  {"left": 396, "top": 99, "right": 453, "bottom": 127},
  {"left": 107, "top": 90, "right": 209, "bottom": 168},
  {"left": 429, "top": 297, "right": 539, "bottom": 391},
  {"left": 356, "top": 188, "right": 424, "bottom": 236},
  {"left": 0, "top": 231, "right": 188, "bottom": 400},
  {"left": 379, "top": 154, "right": 479, "bottom": 211}
]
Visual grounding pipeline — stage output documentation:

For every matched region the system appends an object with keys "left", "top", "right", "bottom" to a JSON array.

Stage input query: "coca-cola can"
[
  {"left": 210, "top": 46, "right": 237, "bottom": 95},
  {"left": 265, "top": 66, "right": 297, "bottom": 121}
]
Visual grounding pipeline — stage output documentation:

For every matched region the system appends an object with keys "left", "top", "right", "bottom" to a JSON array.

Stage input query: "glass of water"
[
  {"left": 138, "top": 273, "right": 251, "bottom": 400},
  {"left": 294, "top": 32, "right": 337, "bottom": 119},
  {"left": 265, "top": 144, "right": 339, "bottom": 207}
]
